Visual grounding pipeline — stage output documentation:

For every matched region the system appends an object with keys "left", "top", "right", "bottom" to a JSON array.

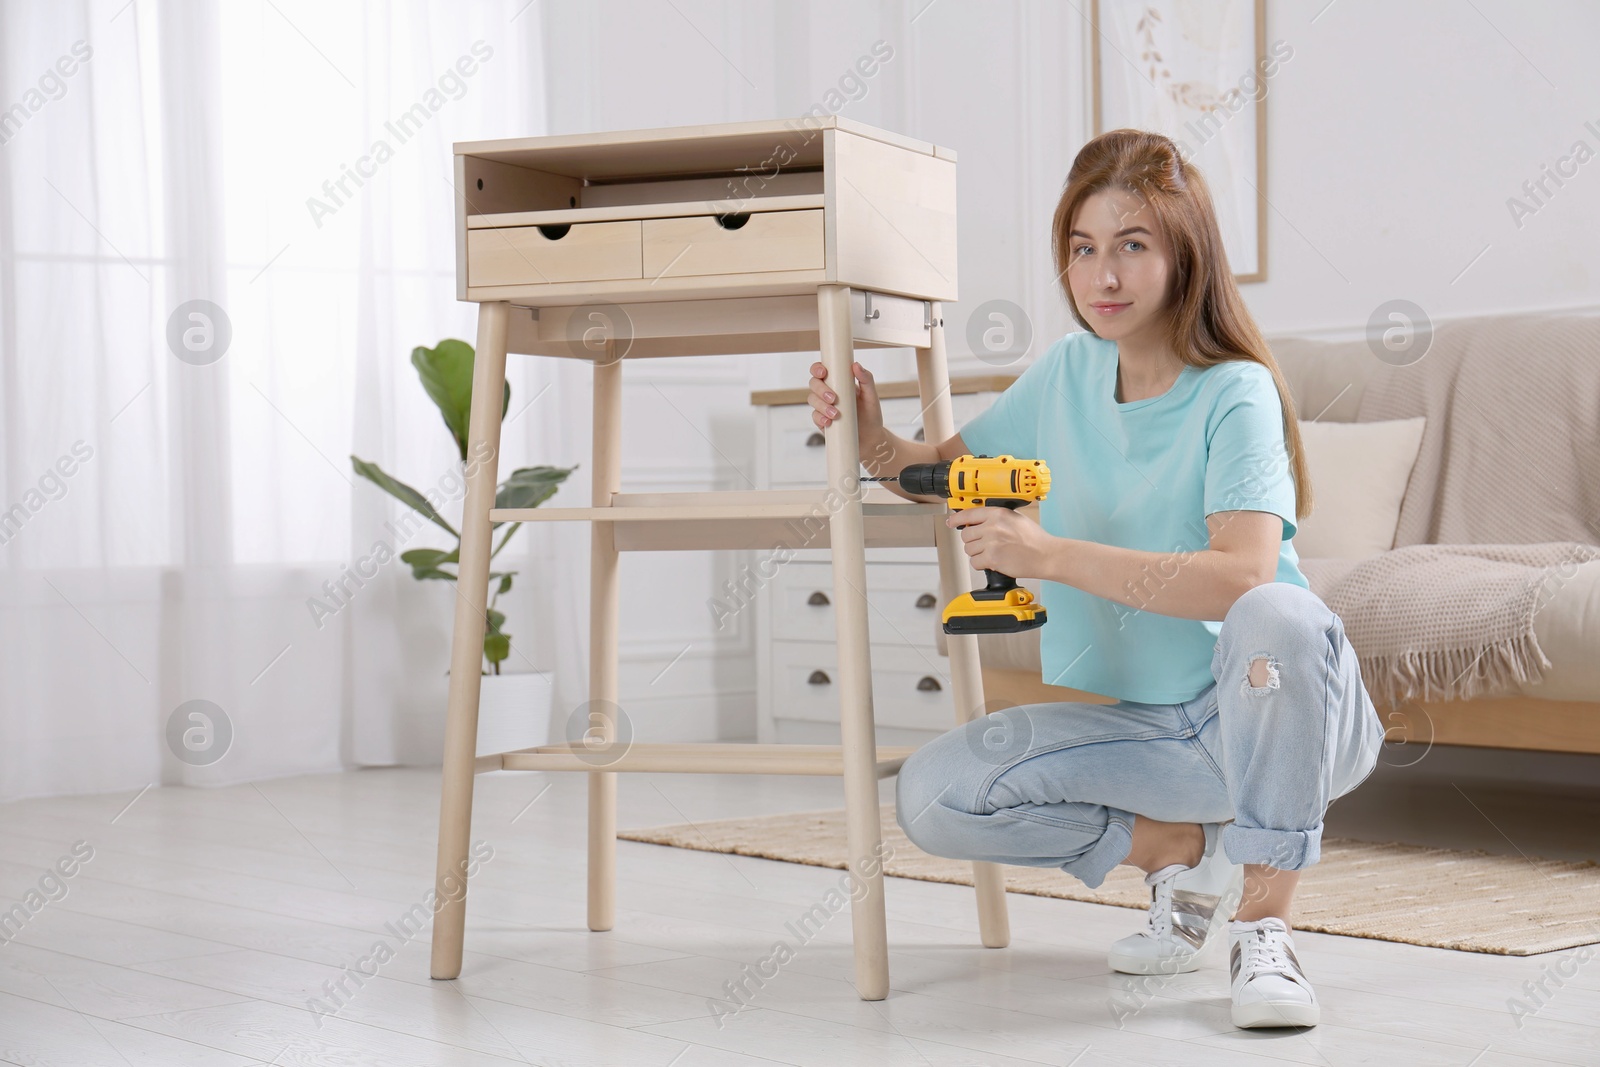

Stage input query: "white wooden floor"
[{"left": 1, "top": 764, "right": 1597, "bottom": 1066}]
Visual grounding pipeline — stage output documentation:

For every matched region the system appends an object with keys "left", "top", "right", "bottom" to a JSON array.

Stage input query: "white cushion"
[{"left": 1291, "top": 417, "right": 1426, "bottom": 559}]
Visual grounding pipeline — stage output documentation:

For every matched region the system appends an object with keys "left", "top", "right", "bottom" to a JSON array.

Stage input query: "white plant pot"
[{"left": 475, "top": 671, "right": 555, "bottom": 758}]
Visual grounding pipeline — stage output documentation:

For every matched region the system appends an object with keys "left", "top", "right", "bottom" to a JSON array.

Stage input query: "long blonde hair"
[{"left": 1051, "top": 128, "right": 1311, "bottom": 523}]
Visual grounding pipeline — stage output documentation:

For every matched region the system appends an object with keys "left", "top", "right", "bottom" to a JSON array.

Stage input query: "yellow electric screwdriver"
[{"left": 864, "top": 454, "right": 1051, "bottom": 634}]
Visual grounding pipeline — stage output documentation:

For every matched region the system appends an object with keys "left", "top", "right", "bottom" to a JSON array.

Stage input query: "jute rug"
[{"left": 618, "top": 805, "right": 1600, "bottom": 956}]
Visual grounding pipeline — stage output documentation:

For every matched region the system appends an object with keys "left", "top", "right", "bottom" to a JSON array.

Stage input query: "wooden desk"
[{"left": 429, "top": 116, "right": 1007, "bottom": 1001}]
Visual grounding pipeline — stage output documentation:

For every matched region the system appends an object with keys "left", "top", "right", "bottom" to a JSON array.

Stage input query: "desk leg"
[
  {"left": 588, "top": 340, "right": 622, "bottom": 932},
  {"left": 916, "top": 303, "right": 1012, "bottom": 950},
  {"left": 431, "top": 300, "right": 510, "bottom": 980},
  {"left": 817, "top": 284, "right": 890, "bottom": 1001}
]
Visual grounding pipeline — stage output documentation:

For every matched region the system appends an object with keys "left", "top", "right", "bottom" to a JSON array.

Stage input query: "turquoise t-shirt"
[{"left": 957, "top": 330, "right": 1308, "bottom": 704}]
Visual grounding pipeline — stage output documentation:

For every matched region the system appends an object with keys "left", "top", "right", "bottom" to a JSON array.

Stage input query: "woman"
[{"left": 807, "top": 128, "right": 1384, "bottom": 1030}]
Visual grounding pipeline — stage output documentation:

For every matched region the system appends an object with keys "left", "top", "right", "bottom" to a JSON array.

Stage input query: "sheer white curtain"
[{"left": 0, "top": 0, "right": 582, "bottom": 801}]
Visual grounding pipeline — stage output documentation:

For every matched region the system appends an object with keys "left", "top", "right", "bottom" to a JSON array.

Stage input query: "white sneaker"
[
  {"left": 1107, "top": 822, "right": 1242, "bottom": 975},
  {"left": 1229, "top": 917, "right": 1320, "bottom": 1028}
]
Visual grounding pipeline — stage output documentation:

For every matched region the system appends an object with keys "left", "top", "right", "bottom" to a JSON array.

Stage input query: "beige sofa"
[{"left": 939, "top": 313, "right": 1600, "bottom": 755}]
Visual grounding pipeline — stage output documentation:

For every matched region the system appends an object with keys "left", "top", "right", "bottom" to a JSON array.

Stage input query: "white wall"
[{"left": 1249, "top": 1, "right": 1600, "bottom": 333}]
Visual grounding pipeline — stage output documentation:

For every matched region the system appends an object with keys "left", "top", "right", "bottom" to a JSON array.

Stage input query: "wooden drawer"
[
  {"left": 770, "top": 640, "right": 958, "bottom": 730},
  {"left": 467, "top": 220, "right": 641, "bottom": 287},
  {"left": 643, "top": 209, "right": 823, "bottom": 279},
  {"left": 771, "top": 561, "right": 944, "bottom": 646},
  {"left": 768, "top": 392, "right": 992, "bottom": 489}
]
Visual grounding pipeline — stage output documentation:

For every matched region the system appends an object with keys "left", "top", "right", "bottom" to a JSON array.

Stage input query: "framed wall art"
[{"left": 1090, "top": 0, "right": 1274, "bottom": 282}]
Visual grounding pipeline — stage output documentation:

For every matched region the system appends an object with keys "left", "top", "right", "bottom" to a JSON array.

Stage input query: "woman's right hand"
[{"left": 808, "top": 360, "right": 885, "bottom": 448}]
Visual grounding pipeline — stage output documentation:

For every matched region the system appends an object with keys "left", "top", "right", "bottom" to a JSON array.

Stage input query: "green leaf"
[
  {"left": 400, "top": 547, "right": 459, "bottom": 581},
  {"left": 411, "top": 339, "right": 474, "bottom": 460},
  {"left": 491, "top": 465, "right": 579, "bottom": 541},
  {"left": 485, "top": 608, "right": 507, "bottom": 634},
  {"left": 496, "top": 573, "right": 514, "bottom": 596},
  {"left": 483, "top": 631, "right": 510, "bottom": 665},
  {"left": 401, "top": 547, "right": 457, "bottom": 566},
  {"left": 411, "top": 339, "right": 510, "bottom": 462},
  {"left": 351, "top": 456, "right": 460, "bottom": 538},
  {"left": 493, "top": 465, "right": 578, "bottom": 530}
]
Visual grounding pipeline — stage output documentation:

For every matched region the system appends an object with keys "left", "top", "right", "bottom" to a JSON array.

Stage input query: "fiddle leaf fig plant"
[{"left": 352, "top": 339, "right": 577, "bottom": 674}]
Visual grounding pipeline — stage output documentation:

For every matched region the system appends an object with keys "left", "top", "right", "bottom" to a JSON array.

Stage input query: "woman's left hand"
[{"left": 945, "top": 507, "right": 1055, "bottom": 577}]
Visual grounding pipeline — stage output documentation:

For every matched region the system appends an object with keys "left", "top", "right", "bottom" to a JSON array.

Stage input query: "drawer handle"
[
  {"left": 807, "top": 591, "right": 830, "bottom": 606},
  {"left": 915, "top": 593, "right": 938, "bottom": 609},
  {"left": 807, "top": 669, "right": 831, "bottom": 686},
  {"left": 913, "top": 427, "right": 925, "bottom": 442},
  {"left": 536, "top": 224, "right": 572, "bottom": 240},
  {"left": 805, "top": 431, "right": 825, "bottom": 447},
  {"left": 917, "top": 675, "right": 943, "bottom": 692},
  {"left": 715, "top": 212, "right": 751, "bottom": 230}
]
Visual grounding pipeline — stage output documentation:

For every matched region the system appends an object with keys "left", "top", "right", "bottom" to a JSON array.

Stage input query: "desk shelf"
[
  {"left": 465, "top": 193, "right": 825, "bottom": 229},
  {"left": 477, "top": 741, "right": 917, "bottom": 778},
  {"left": 491, "top": 488, "right": 945, "bottom": 552}
]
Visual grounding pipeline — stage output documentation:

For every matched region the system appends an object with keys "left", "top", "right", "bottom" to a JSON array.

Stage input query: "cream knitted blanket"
[{"left": 1301, "top": 544, "right": 1600, "bottom": 709}]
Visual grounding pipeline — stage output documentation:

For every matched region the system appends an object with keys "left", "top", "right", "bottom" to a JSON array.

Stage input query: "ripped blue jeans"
[{"left": 895, "top": 582, "right": 1385, "bottom": 888}]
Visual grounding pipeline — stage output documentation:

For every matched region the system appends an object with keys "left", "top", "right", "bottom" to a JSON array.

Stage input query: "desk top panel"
[{"left": 455, "top": 115, "right": 953, "bottom": 181}]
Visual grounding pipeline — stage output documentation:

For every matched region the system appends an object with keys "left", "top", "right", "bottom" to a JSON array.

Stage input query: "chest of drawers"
[{"left": 751, "top": 379, "right": 1015, "bottom": 743}]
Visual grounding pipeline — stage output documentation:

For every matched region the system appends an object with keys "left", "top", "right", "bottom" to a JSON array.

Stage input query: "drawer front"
[
  {"left": 769, "top": 640, "right": 958, "bottom": 730},
  {"left": 772, "top": 561, "right": 944, "bottom": 646},
  {"left": 467, "top": 220, "right": 641, "bottom": 287},
  {"left": 768, "top": 392, "right": 992, "bottom": 489},
  {"left": 644, "top": 209, "right": 824, "bottom": 279}
]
